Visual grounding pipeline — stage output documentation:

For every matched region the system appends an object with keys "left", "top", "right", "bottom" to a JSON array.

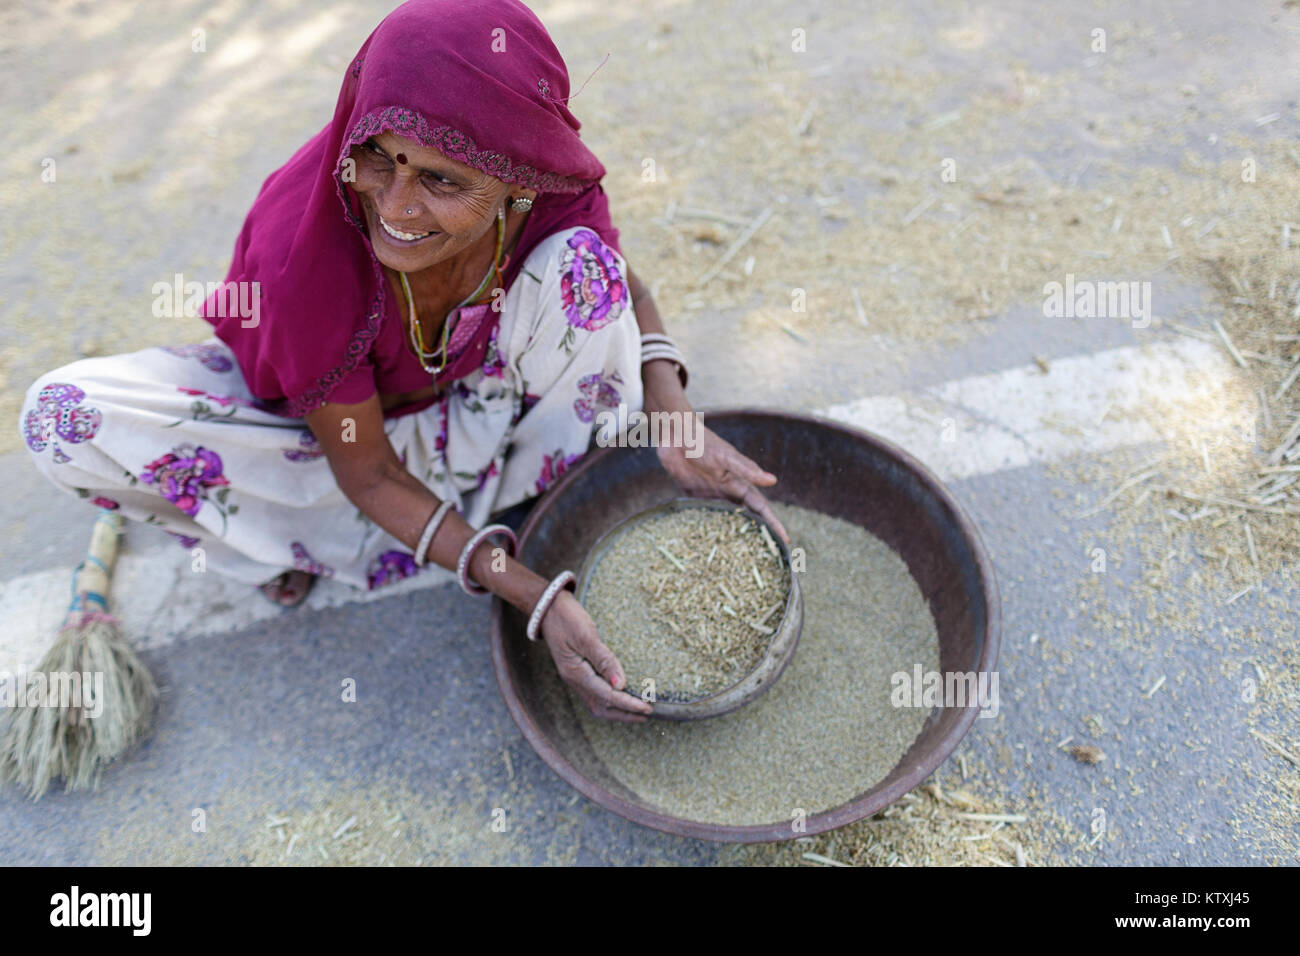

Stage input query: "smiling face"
[{"left": 345, "top": 131, "right": 536, "bottom": 274}]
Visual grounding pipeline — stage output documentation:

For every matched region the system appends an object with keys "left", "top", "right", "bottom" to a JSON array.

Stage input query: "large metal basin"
[{"left": 489, "top": 408, "right": 1000, "bottom": 842}]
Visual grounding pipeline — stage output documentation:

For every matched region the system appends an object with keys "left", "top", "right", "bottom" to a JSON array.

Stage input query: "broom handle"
[{"left": 68, "top": 509, "right": 124, "bottom": 614}]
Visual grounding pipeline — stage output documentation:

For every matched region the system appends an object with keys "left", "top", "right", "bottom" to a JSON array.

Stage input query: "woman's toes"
[
  {"left": 258, "top": 570, "right": 312, "bottom": 607},
  {"left": 277, "top": 570, "right": 314, "bottom": 606}
]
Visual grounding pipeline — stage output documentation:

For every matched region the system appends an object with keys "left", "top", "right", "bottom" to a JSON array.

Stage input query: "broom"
[{"left": 0, "top": 508, "right": 158, "bottom": 799}]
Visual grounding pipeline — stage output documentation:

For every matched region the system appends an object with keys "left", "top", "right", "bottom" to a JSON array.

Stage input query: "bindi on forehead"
[{"left": 376, "top": 134, "right": 478, "bottom": 181}]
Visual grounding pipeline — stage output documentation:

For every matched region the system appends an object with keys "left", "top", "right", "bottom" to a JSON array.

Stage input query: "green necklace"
[{"left": 400, "top": 207, "right": 505, "bottom": 376}]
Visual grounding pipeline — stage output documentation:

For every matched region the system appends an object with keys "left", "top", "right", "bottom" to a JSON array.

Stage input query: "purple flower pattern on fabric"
[
  {"left": 434, "top": 396, "right": 450, "bottom": 454},
  {"left": 141, "top": 444, "right": 230, "bottom": 518},
  {"left": 476, "top": 459, "right": 499, "bottom": 492},
  {"left": 167, "top": 386, "right": 265, "bottom": 426},
  {"left": 534, "top": 448, "right": 582, "bottom": 496},
  {"left": 23, "top": 383, "right": 103, "bottom": 459},
  {"left": 512, "top": 391, "right": 542, "bottom": 427},
  {"left": 159, "top": 344, "right": 233, "bottom": 373},
  {"left": 283, "top": 430, "right": 326, "bottom": 463},
  {"left": 367, "top": 549, "right": 419, "bottom": 590},
  {"left": 481, "top": 324, "right": 507, "bottom": 379},
  {"left": 168, "top": 531, "right": 201, "bottom": 549},
  {"left": 91, "top": 497, "right": 120, "bottom": 510},
  {"left": 559, "top": 230, "right": 626, "bottom": 336},
  {"left": 291, "top": 542, "right": 335, "bottom": 578},
  {"left": 176, "top": 386, "right": 256, "bottom": 407},
  {"left": 572, "top": 370, "right": 624, "bottom": 424}
]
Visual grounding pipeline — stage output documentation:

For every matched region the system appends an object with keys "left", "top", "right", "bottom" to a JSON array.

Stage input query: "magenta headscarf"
[{"left": 203, "top": 0, "right": 621, "bottom": 418}]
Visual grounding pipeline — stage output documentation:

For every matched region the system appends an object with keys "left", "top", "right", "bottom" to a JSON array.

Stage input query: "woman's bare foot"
[{"left": 258, "top": 570, "right": 316, "bottom": 607}]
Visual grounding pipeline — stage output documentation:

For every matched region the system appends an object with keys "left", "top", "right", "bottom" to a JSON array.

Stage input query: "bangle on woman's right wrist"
[
  {"left": 527, "top": 570, "right": 576, "bottom": 642},
  {"left": 414, "top": 500, "right": 456, "bottom": 568},
  {"left": 457, "top": 523, "right": 518, "bottom": 595}
]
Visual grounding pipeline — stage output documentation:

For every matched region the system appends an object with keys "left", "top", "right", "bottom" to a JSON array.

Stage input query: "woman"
[{"left": 19, "top": 0, "right": 786, "bottom": 723}]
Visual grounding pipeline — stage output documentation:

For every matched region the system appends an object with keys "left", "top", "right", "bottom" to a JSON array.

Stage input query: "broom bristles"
[{"left": 0, "top": 615, "right": 158, "bottom": 800}]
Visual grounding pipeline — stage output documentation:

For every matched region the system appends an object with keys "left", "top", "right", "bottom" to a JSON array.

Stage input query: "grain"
[
  {"left": 582, "top": 506, "right": 790, "bottom": 700},
  {"left": 569, "top": 501, "right": 940, "bottom": 826},
  {"left": 1068, "top": 745, "right": 1105, "bottom": 765}
]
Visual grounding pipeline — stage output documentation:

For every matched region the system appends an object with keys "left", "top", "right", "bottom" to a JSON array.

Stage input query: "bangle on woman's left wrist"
[{"left": 640, "top": 333, "right": 688, "bottom": 389}]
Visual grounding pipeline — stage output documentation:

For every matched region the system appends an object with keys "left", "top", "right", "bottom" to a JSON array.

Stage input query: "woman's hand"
[
  {"left": 656, "top": 425, "right": 790, "bottom": 545},
  {"left": 540, "top": 591, "right": 654, "bottom": 722}
]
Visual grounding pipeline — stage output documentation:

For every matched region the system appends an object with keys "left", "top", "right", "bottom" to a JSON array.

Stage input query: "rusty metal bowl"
[
  {"left": 489, "top": 408, "right": 1000, "bottom": 843},
  {"left": 573, "top": 496, "right": 803, "bottom": 720}
]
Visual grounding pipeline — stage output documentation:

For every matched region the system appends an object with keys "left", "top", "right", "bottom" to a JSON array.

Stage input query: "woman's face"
[{"left": 345, "top": 131, "right": 533, "bottom": 273}]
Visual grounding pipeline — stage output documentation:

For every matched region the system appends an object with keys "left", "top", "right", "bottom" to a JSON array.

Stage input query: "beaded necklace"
[{"left": 399, "top": 208, "right": 506, "bottom": 376}]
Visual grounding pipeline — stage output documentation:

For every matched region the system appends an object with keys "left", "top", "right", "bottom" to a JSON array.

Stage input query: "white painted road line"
[
  {"left": 817, "top": 338, "right": 1234, "bottom": 481},
  {"left": 0, "top": 337, "right": 1239, "bottom": 674},
  {"left": 0, "top": 554, "right": 456, "bottom": 676}
]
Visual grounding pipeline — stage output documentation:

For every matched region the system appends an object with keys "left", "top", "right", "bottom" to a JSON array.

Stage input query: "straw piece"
[
  {"left": 802, "top": 851, "right": 849, "bottom": 867},
  {"left": 901, "top": 194, "right": 936, "bottom": 226},
  {"left": 1250, "top": 729, "right": 1298, "bottom": 766},
  {"left": 793, "top": 99, "right": 817, "bottom": 136},
  {"left": 1244, "top": 522, "right": 1259, "bottom": 569},
  {"left": 656, "top": 544, "right": 687, "bottom": 571},
  {"left": 698, "top": 206, "right": 774, "bottom": 285},
  {"left": 779, "top": 323, "right": 808, "bottom": 344},
  {"left": 1273, "top": 357, "right": 1300, "bottom": 401},
  {"left": 674, "top": 205, "right": 751, "bottom": 227},
  {"left": 1267, "top": 416, "right": 1300, "bottom": 465},
  {"left": 850, "top": 285, "right": 869, "bottom": 327},
  {"left": 1156, "top": 486, "right": 1295, "bottom": 516},
  {"left": 1074, "top": 465, "right": 1162, "bottom": 518},
  {"left": 1212, "top": 319, "right": 1248, "bottom": 368},
  {"left": 1226, "top": 585, "right": 1254, "bottom": 605}
]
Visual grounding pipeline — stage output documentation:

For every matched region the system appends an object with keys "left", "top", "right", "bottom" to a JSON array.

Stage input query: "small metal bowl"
[{"left": 574, "top": 497, "right": 803, "bottom": 721}]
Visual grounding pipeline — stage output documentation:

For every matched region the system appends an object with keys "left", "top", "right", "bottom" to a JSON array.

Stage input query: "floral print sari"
[{"left": 19, "top": 227, "right": 641, "bottom": 591}]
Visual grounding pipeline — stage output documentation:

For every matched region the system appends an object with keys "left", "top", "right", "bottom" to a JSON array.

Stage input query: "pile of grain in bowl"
[
  {"left": 581, "top": 505, "right": 790, "bottom": 701},
  {"left": 566, "top": 500, "right": 941, "bottom": 827}
]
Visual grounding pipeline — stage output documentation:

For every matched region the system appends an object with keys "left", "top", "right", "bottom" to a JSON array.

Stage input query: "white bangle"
[
  {"left": 640, "top": 334, "right": 688, "bottom": 387},
  {"left": 527, "top": 570, "right": 576, "bottom": 643},
  {"left": 414, "top": 500, "right": 456, "bottom": 568},
  {"left": 641, "top": 345, "right": 684, "bottom": 364},
  {"left": 457, "top": 523, "right": 518, "bottom": 595}
]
